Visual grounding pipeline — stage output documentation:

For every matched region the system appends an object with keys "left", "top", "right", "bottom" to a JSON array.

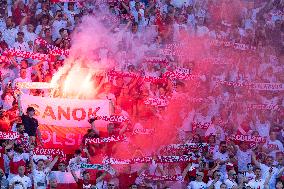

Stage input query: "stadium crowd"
[{"left": 0, "top": 0, "right": 283, "bottom": 188}]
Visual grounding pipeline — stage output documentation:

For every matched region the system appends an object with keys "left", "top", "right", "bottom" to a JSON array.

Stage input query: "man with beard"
[
  {"left": 71, "top": 170, "right": 104, "bottom": 189},
  {"left": 247, "top": 167, "right": 272, "bottom": 189},
  {"left": 213, "top": 141, "right": 229, "bottom": 179},
  {"left": 15, "top": 123, "right": 30, "bottom": 152},
  {"left": 7, "top": 143, "right": 29, "bottom": 180}
]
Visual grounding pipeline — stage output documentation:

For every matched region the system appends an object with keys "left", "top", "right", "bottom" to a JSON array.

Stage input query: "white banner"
[
  {"left": 250, "top": 83, "right": 283, "bottom": 91},
  {"left": 16, "top": 82, "right": 57, "bottom": 89},
  {"left": 21, "top": 94, "right": 110, "bottom": 127}
]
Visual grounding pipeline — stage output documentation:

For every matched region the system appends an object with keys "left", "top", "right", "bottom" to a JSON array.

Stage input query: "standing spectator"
[
  {"left": 23, "top": 24, "right": 37, "bottom": 44},
  {"left": 13, "top": 32, "right": 29, "bottom": 51},
  {"left": 17, "top": 95, "right": 43, "bottom": 145},
  {"left": 207, "top": 170, "right": 223, "bottom": 189},
  {"left": 52, "top": 10, "right": 70, "bottom": 41},
  {"left": 229, "top": 141, "right": 252, "bottom": 173},
  {"left": 12, "top": 69, "right": 31, "bottom": 95},
  {"left": 213, "top": 141, "right": 229, "bottom": 177},
  {"left": 12, "top": 0, "right": 29, "bottom": 26},
  {"left": 247, "top": 167, "right": 271, "bottom": 189},
  {"left": 68, "top": 149, "right": 88, "bottom": 172},
  {"left": 252, "top": 152, "right": 284, "bottom": 188},
  {"left": 71, "top": 170, "right": 105, "bottom": 189},
  {"left": 97, "top": 83, "right": 116, "bottom": 105},
  {"left": 3, "top": 16, "right": 18, "bottom": 48},
  {"left": 30, "top": 156, "right": 59, "bottom": 189},
  {"left": 9, "top": 165, "right": 32, "bottom": 189},
  {"left": 35, "top": 2, "right": 53, "bottom": 21},
  {"left": 187, "top": 171, "right": 207, "bottom": 189},
  {"left": 244, "top": 163, "right": 256, "bottom": 183},
  {"left": 224, "top": 170, "right": 238, "bottom": 189},
  {"left": 264, "top": 130, "right": 284, "bottom": 158},
  {"left": 35, "top": 15, "right": 51, "bottom": 35}
]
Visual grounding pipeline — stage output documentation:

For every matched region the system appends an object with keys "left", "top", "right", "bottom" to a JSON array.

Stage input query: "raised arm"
[
  {"left": 121, "top": 2, "right": 130, "bottom": 13},
  {"left": 17, "top": 94, "right": 23, "bottom": 116},
  {"left": 83, "top": 148, "right": 91, "bottom": 162},
  {"left": 96, "top": 171, "right": 107, "bottom": 183},
  {"left": 182, "top": 162, "right": 192, "bottom": 178},
  {"left": 277, "top": 167, "right": 284, "bottom": 178},
  {"left": 264, "top": 168, "right": 273, "bottom": 189},
  {"left": 47, "top": 156, "right": 59, "bottom": 170},
  {"left": 118, "top": 122, "right": 128, "bottom": 135},
  {"left": 251, "top": 152, "right": 261, "bottom": 168},
  {"left": 208, "top": 161, "right": 220, "bottom": 177},
  {"left": 36, "top": 129, "right": 43, "bottom": 146},
  {"left": 71, "top": 169, "right": 79, "bottom": 183}
]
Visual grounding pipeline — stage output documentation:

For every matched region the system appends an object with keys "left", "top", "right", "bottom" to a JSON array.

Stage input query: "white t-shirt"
[
  {"left": 247, "top": 178, "right": 265, "bottom": 189},
  {"left": 206, "top": 180, "right": 222, "bottom": 189},
  {"left": 9, "top": 175, "right": 32, "bottom": 189},
  {"left": 205, "top": 124, "right": 225, "bottom": 141},
  {"left": 265, "top": 139, "right": 284, "bottom": 158},
  {"left": 244, "top": 172, "right": 255, "bottom": 182},
  {"left": 213, "top": 151, "right": 229, "bottom": 174},
  {"left": 255, "top": 120, "right": 270, "bottom": 137},
  {"left": 259, "top": 163, "right": 280, "bottom": 188},
  {"left": 196, "top": 25, "right": 209, "bottom": 37},
  {"left": 33, "top": 167, "right": 51, "bottom": 189},
  {"left": 96, "top": 180, "right": 108, "bottom": 189},
  {"left": 224, "top": 179, "right": 238, "bottom": 189},
  {"left": 3, "top": 27, "right": 18, "bottom": 47},
  {"left": 68, "top": 157, "right": 88, "bottom": 171},
  {"left": 187, "top": 181, "right": 207, "bottom": 189},
  {"left": 24, "top": 31, "right": 37, "bottom": 43},
  {"left": 52, "top": 20, "right": 67, "bottom": 40},
  {"left": 236, "top": 148, "right": 252, "bottom": 172},
  {"left": 0, "top": 18, "right": 6, "bottom": 30},
  {"left": 13, "top": 41, "right": 29, "bottom": 51},
  {"left": 50, "top": 171, "right": 76, "bottom": 184},
  {"left": 131, "top": 8, "right": 145, "bottom": 24}
]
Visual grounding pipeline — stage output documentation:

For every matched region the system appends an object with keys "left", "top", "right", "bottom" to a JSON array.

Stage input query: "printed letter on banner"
[{"left": 20, "top": 94, "right": 110, "bottom": 127}]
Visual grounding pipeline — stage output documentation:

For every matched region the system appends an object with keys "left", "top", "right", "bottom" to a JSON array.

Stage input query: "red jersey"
[
  {"left": 117, "top": 172, "right": 138, "bottom": 189},
  {"left": 76, "top": 179, "right": 96, "bottom": 189},
  {"left": 9, "top": 159, "right": 26, "bottom": 174}
]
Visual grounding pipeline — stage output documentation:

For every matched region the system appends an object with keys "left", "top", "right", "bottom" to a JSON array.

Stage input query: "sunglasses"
[
  {"left": 108, "top": 184, "right": 115, "bottom": 186},
  {"left": 196, "top": 174, "right": 203, "bottom": 177}
]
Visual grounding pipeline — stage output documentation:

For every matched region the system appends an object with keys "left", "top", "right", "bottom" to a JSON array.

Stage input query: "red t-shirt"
[
  {"left": 77, "top": 179, "right": 96, "bottom": 189},
  {"left": 9, "top": 159, "right": 26, "bottom": 174},
  {"left": 117, "top": 172, "right": 138, "bottom": 189},
  {"left": 185, "top": 168, "right": 209, "bottom": 183},
  {"left": 12, "top": 5, "right": 29, "bottom": 25},
  {"left": 0, "top": 118, "right": 10, "bottom": 132}
]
